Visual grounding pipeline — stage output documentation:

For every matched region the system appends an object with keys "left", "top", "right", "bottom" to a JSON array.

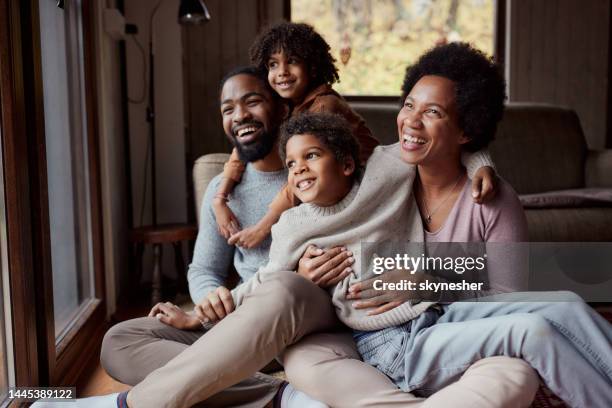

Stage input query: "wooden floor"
[
  {"left": 76, "top": 291, "right": 194, "bottom": 397},
  {"left": 78, "top": 365, "right": 130, "bottom": 397}
]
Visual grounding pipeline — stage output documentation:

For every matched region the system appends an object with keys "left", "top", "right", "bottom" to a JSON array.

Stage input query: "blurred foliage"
[{"left": 292, "top": 0, "right": 494, "bottom": 95}]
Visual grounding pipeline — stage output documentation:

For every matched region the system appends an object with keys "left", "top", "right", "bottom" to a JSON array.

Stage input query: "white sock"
[
  {"left": 280, "top": 383, "right": 329, "bottom": 408},
  {"left": 31, "top": 392, "right": 120, "bottom": 408}
]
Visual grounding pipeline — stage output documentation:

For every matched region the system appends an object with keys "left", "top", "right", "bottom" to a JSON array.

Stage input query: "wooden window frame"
[
  {"left": 285, "top": 0, "right": 507, "bottom": 102},
  {"left": 0, "top": 0, "right": 106, "bottom": 392}
]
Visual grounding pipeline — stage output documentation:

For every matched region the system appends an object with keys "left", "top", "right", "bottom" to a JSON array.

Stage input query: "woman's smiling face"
[
  {"left": 397, "top": 75, "right": 469, "bottom": 166},
  {"left": 285, "top": 133, "right": 354, "bottom": 206}
]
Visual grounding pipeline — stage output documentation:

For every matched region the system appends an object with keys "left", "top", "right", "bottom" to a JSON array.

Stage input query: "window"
[
  {"left": 291, "top": 0, "right": 495, "bottom": 96},
  {"left": 38, "top": 0, "right": 96, "bottom": 343},
  {"left": 0, "top": 0, "right": 105, "bottom": 386},
  {"left": 0, "top": 111, "right": 14, "bottom": 407}
]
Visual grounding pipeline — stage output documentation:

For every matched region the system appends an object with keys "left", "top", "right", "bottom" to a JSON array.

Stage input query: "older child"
[{"left": 213, "top": 22, "right": 497, "bottom": 249}]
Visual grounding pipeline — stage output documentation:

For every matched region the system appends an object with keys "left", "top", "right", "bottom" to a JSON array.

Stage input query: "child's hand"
[
  {"left": 472, "top": 166, "right": 498, "bottom": 204},
  {"left": 227, "top": 217, "right": 275, "bottom": 248},
  {"left": 227, "top": 224, "right": 269, "bottom": 249},
  {"left": 194, "top": 286, "right": 235, "bottom": 323},
  {"left": 148, "top": 302, "right": 202, "bottom": 330},
  {"left": 212, "top": 199, "right": 240, "bottom": 239}
]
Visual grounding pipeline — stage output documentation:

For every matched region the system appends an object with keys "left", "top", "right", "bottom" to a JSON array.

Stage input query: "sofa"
[{"left": 350, "top": 101, "right": 612, "bottom": 242}]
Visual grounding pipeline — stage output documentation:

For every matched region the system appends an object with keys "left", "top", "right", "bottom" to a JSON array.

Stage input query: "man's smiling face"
[{"left": 220, "top": 73, "right": 280, "bottom": 162}]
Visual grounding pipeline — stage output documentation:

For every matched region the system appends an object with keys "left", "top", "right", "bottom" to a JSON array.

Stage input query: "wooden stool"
[{"left": 130, "top": 223, "right": 198, "bottom": 305}]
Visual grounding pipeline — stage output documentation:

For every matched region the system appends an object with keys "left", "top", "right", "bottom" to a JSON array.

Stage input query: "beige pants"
[
  {"left": 283, "top": 331, "right": 540, "bottom": 408},
  {"left": 101, "top": 317, "right": 282, "bottom": 408},
  {"left": 102, "top": 272, "right": 539, "bottom": 407},
  {"left": 105, "top": 273, "right": 340, "bottom": 408}
]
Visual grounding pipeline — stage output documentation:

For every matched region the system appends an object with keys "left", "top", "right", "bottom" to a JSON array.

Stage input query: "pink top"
[
  {"left": 425, "top": 178, "right": 528, "bottom": 243},
  {"left": 423, "top": 178, "right": 529, "bottom": 298}
]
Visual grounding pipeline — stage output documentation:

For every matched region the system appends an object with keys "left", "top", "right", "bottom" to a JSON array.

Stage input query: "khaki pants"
[
  {"left": 102, "top": 272, "right": 539, "bottom": 407},
  {"left": 283, "top": 331, "right": 539, "bottom": 408},
  {"left": 101, "top": 317, "right": 281, "bottom": 408},
  {"left": 103, "top": 273, "right": 340, "bottom": 408}
]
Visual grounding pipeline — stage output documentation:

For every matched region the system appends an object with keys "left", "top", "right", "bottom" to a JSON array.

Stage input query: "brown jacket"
[{"left": 293, "top": 84, "right": 380, "bottom": 164}]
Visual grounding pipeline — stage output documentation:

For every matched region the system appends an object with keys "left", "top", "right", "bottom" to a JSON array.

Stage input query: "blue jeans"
[{"left": 354, "top": 291, "right": 612, "bottom": 408}]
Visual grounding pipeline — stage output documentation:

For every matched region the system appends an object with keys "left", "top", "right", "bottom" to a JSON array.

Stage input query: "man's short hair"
[
  {"left": 279, "top": 112, "right": 360, "bottom": 175},
  {"left": 401, "top": 42, "right": 506, "bottom": 152},
  {"left": 218, "top": 65, "right": 279, "bottom": 102}
]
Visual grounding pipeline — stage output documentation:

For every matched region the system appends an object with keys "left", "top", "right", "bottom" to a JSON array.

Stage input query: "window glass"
[
  {"left": 0, "top": 98, "right": 14, "bottom": 407},
  {"left": 38, "top": 0, "right": 95, "bottom": 341},
  {"left": 292, "top": 0, "right": 495, "bottom": 95}
]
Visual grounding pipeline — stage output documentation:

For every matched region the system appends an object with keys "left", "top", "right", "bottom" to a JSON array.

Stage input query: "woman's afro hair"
[{"left": 401, "top": 42, "right": 506, "bottom": 152}]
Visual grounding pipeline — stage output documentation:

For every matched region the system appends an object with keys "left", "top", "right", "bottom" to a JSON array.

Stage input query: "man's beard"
[{"left": 231, "top": 125, "right": 277, "bottom": 162}]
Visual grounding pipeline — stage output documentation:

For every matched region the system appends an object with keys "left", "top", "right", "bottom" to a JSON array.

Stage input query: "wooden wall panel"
[
  {"left": 507, "top": 0, "right": 611, "bottom": 148},
  {"left": 183, "top": 0, "right": 287, "bottom": 166}
]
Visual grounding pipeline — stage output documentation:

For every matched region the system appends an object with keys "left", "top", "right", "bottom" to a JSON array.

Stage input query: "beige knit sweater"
[{"left": 231, "top": 143, "right": 493, "bottom": 331}]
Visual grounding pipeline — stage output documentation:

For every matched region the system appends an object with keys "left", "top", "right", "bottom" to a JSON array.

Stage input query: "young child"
[
  {"left": 213, "top": 22, "right": 496, "bottom": 249},
  {"left": 212, "top": 112, "right": 499, "bottom": 329},
  {"left": 213, "top": 22, "right": 380, "bottom": 248}
]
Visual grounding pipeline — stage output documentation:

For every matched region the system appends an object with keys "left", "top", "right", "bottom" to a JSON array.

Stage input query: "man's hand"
[
  {"left": 471, "top": 166, "right": 498, "bottom": 204},
  {"left": 148, "top": 302, "right": 202, "bottom": 330},
  {"left": 194, "top": 286, "right": 235, "bottom": 323},
  {"left": 212, "top": 199, "right": 241, "bottom": 239},
  {"left": 346, "top": 269, "right": 429, "bottom": 316},
  {"left": 297, "top": 245, "right": 354, "bottom": 288}
]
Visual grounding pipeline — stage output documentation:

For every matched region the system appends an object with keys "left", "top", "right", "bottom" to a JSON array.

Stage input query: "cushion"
[
  {"left": 525, "top": 208, "right": 612, "bottom": 241},
  {"left": 520, "top": 188, "right": 612, "bottom": 208},
  {"left": 491, "top": 103, "right": 588, "bottom": 194}
]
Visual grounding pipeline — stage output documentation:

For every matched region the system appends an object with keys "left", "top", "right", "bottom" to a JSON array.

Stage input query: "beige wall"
[
  {"left": 125, "top": 0, "right": 188, "bottom": 227},
  {"left": 505, "top": 0, "right": 610, "bottom": 149}
]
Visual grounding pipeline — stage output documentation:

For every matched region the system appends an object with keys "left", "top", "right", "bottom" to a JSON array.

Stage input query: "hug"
[{"left": 36, "top": 22, "right": 611, "bottom": 408}]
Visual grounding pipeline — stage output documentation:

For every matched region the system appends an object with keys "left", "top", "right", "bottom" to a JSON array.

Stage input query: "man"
[{"left": 100, "top": 67, "right": 345, "bottom": 408}]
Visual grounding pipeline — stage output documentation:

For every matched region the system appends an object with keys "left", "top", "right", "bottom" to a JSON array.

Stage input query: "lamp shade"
[{"left": 178, "top": 0, "right": 211, "bottom": 25}]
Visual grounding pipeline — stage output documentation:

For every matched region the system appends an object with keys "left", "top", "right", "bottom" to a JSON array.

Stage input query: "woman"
[{"left": 327, "top": 43, "right": 611, "bottom": 408}]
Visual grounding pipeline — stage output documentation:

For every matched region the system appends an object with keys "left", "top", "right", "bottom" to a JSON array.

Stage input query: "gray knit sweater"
[
  {"left": 188, "top": 165, "right": 287, "bottom": 304},
  {"left": 231, "top": 143, "right": 493, "bottom": 331}
]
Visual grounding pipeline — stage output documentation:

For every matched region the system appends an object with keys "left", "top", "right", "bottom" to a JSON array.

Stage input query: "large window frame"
[
  {"left": 286, "top": 0, "right": 507, "bottom": 102},
  {"left": 0, "top": 0, "right": 106, "bottom": 392}
]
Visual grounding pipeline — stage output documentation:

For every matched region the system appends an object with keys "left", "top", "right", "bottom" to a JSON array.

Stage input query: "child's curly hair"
[
  {"left": 279, "top": 112, "right": 361, "bottom": 179},
  {"left": 401, "top": 42, "right": 506, "bottom": 152},
  {"left": 249, "top": 22, "right": 339, "bottom": 89}
]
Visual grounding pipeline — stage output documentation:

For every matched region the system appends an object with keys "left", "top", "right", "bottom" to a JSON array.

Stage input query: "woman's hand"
[
  {"left": 297, "top": 245, "right": 354, "bottom": 288},
  {"left": 347, "top": 270, "right": 429, "bottom": 316},
  {"left": 148, "top": 302, "right": 202, "bottom": 330},
  {"left": 194, "top": 286, "right": 235, "bottom": 323},
  {"left": 212, "top": 199, "right": 240, "bottom": 239},
  {"left": 471, "top": 166, "right": 498, "bottom": 204}
]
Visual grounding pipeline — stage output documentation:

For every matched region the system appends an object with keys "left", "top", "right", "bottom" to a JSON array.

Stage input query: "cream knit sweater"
[{"left": 231, "top": 143, "right": 493, "bottom": 331}]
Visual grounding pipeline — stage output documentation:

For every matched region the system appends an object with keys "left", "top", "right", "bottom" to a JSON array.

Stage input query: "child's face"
[
  {"left": 285, "top": 133, "right": 354, "bottom": 206},
  {"left": 267, "top": 50, "right": 310, "bottom": 104}
]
